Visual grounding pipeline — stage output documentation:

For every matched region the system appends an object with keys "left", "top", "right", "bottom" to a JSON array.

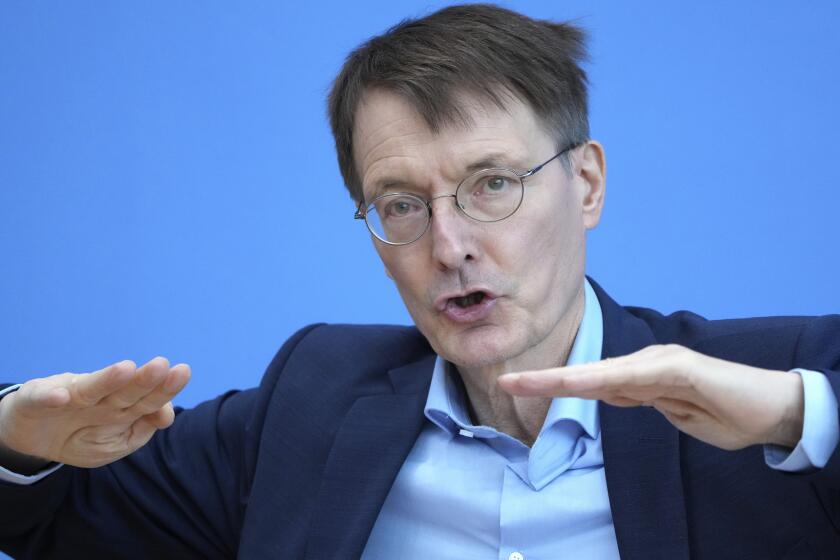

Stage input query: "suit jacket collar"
[
  {"left": 304, "top": 355, "right": 434, "bottom": 559},
  {"left": 302, "top": 279, "right": 690, "bottom": 559}
]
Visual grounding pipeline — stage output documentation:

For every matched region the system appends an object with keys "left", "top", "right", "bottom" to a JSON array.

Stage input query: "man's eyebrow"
[
  {"left": 365, "top": 178, "right": 410, "bottom": 200},
  {"left": 365, "top": 152, "right": 524, "bottom": 197},
  {"left": 372, "top": 177, "right": 409, "bottom": 190},
  {"left": 463, "top": 153, "right": 523, "bottom": 173}
]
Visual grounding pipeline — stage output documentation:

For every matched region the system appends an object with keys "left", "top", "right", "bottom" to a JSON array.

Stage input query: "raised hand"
[
  {"left": 498, "top": 344, "right": 805, "bottom": 451},
  {"left": 0, "top": 357, "right": 191, "bottom": 468}
]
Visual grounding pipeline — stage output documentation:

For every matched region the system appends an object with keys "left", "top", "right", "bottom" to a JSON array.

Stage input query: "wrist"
[
  {"left": 766, "top": 371, "right": 805, "bottom": 448},
  {"left": 0, "top": 390, "right": 52, "bottom": 474}
]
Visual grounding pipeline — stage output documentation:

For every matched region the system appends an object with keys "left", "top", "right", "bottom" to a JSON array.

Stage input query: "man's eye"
[
  {"left": 481, "top": 176, "right": 510, "bottom": 194},
  {"left": 384, "top": 198, "right": 422, "bottom": 217}
]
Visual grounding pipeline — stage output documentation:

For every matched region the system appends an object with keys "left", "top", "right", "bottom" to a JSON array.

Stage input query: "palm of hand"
[
  {"left": 499, "top": 345, "right": 805, "bottom": 451},
  {"left": 0, "top": 359, "right": 190, "bottom": 468}
]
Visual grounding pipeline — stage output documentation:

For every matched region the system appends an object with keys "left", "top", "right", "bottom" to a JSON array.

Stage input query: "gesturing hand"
[
  {"left": 498, "top": 344, "right": 805, "bottom": 451},
  {"left": 0, "top": 357, "right": 191, "bottom": 468}
]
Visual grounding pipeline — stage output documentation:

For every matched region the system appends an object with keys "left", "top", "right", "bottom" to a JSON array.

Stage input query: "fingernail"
[{"left": 499, "top": 373, "right": 521, "bottom": 383}]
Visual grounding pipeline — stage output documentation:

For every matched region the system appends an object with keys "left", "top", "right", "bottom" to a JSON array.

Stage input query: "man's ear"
[
  {"left": 577, "top": 140, "right": 607, "bottom": 230},
  {"left": 384, "top": 264, "right": 393, "bottom": 280}
]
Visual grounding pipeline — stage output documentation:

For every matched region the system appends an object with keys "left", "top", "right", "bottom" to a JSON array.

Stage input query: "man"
[{"left": 1, "top": 4, "right": 838, "bottom": 559}]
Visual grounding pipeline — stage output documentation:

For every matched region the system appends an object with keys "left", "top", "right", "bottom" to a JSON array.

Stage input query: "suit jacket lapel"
[
  {"left": 300, "top": 280, "right": 690, "bottom": 558},
  {"left": 304, "top": 355, "right": 434, "bottom": 560},
  {"left": 591, "top": 279, "right": 690, "bottom": 559}
]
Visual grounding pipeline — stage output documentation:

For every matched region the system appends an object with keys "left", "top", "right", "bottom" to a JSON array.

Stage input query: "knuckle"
[
  {"left": 135, "top": 371, "right": 159, "bottom": 390},
  {"left": 71, "top": 374, "right": 99, "bottom": 406},
  {"left": 21, "top": 377, "right": 46, "bottom": 395},
  {"left": 662, "top": 343, "right": 683, "bottom": 356},
  {"left": 118, "top": 359, "right": 137, "bottom": 371},
  {"left": 112, "top": 405, "right": 137, "bottom": 421},
  {"left": 627, "top": 366, "right": 641, "bottom": 386},
  {"left": 106, "top": 393, "right": 135, "bottom": 409}
]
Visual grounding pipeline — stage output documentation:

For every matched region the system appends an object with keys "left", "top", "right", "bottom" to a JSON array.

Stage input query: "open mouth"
[
  {"left": 436, "top": 289, "right": 497, "bottom": 323},
  {"left": 451, "top": 291, "right": 487, "bottom": 308}
]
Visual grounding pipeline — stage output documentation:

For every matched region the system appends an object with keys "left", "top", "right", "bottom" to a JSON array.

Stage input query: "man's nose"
[{"left": 428, "top": 194, "right": 475, "bottom": 269}]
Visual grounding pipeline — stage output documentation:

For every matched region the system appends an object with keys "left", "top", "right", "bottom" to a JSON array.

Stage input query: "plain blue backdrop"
[{"left": 1, "top": 1, "right": 838, "bottom": 415}]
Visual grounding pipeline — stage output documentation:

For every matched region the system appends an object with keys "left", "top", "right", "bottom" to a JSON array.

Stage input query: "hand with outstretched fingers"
[
  {"left": 498, "top": 344, "right": 804, "bottom": 451},
  {"left": 0, "top": 357, "right": 191, "bottom": 468}
]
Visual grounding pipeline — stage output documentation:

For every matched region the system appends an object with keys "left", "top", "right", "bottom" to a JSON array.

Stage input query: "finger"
[
  {"left": 126, "top": 403, "right": 177, "bottom": 451},
  {"left": 652, "top": 397, "right": 707, "bottom": 418},
  {"left": 124, "top": 364, "right": 191, "bottom": 417},
  {"left": 602, "top": 396, "right": 647, "bottom": 408},
  {"left": 496, "top": 353, "right": 633, "bottom": 395},
  {"left": 558, "top": 359, "right": 661, "bottom": 394},
  {"left": 125, "top": 416, "right": 160, "bottom": 452},
  {"left": 498, "top": 344, "right": 692, "bottom": 398},
  {"left": 498, "top": 367, "right": 612, "bottom": 397},
  {"left": 103, "top": 357, "right": 171, "bottom": 409},
  {"left": 544, "top": 357, "right": 693, "bottom": 398},
  {"left": 660, "top": 409, "right": 694, "bottom": 424},
  {"left": 72, "top": 360, "right": 137, "bottom": 405},
  {"left": 142, "top": 402, "right": 176, "bottom": 430}
]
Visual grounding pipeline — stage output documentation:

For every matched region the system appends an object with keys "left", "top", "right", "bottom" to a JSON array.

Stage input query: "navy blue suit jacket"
[{"left": 1, "top": 280, "right": 839, "bottom": 559}]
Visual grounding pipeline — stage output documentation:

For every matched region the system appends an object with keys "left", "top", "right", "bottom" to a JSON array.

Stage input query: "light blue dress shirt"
[
  {"left": 0, "top": 282, "right": 838, "bottom": 560},
  {"left": 361, "top": 279, "right": 839, "bottom": 560}
]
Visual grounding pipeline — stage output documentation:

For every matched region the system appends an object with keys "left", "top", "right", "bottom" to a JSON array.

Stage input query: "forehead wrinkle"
[
  {"left": 443, "top": 134, "right": 531, "bottom": 171},
  {"left": 355, "top": 110, "right": 435, "bottom": 190},
  {"left": 363, "top": 133, "right": 534, "bottom": 200},
  {"left": 363, "top": 155, "right": 425, "bottom": 193},
  {"left": 354, "top": 93, "right": 430, "bottom": 163},
  {"left": 360, "top": 130, "right": 426, "bottom": 172},
  {"left": 355, "top": 91, "right": 554, "bottom": 200},
  {"left": 359, "top": 132, "right": 436, "bottom": 198}
]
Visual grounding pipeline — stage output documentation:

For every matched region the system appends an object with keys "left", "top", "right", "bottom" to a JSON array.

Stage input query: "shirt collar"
[{"left": 424, "top": 278, "right": 604, "bottom": 440}]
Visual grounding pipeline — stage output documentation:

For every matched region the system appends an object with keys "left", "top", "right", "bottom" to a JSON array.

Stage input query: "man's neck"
[{"left": 454, "top": 287, "right": 586, "bottom": 447}]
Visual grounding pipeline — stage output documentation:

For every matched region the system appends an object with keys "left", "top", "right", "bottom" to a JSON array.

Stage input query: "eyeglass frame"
[{"left": 354, "top": 142, "right": 582, "bottom": 246}]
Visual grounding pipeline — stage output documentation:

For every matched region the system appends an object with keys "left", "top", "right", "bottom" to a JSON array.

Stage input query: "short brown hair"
[{"left": 328, "top": 3, "right": 590, "bottom": 202}]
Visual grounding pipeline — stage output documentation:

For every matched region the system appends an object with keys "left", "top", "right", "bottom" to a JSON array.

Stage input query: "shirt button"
[{"left": 508, "top": 553, "right": 525, "bottom": 560}]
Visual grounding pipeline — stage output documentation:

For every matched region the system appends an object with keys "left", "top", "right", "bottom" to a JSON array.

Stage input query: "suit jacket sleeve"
[
  {"left": 792, "top": 315, "right": 840, "bottom": 523},
  {"left": 0, "top": 324, "right": 321, "bottom": 560}
]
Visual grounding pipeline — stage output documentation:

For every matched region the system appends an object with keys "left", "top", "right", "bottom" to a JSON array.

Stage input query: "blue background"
[{"left": 1, "top": 0, "right": 838, "bottom": 415}]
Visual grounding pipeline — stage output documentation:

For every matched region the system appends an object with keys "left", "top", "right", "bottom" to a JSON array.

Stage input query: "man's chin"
[{"left": 434, "top": 331, "right": 516, "bottom": 371}]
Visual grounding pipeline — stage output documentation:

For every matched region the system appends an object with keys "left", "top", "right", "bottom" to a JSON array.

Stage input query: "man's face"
[{"left": 353, "top": 90, "right": 605, "bottom": 371}]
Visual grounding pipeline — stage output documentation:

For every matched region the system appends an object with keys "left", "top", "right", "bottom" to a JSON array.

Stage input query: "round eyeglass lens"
[
  {"left": 456, "top": 169, "right": 524, "bottom": 222},
  {"left": 365, "top": 193, "right": 430, "bottom": 244}
]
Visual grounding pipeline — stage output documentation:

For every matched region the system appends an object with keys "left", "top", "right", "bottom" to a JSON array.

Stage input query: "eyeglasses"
[{"left": 354, "top": 143, "right": 580, "bottom": 246}]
